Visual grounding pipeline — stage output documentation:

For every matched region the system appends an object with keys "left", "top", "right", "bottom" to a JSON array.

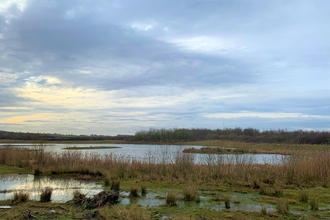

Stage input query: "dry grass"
[
  {"left": 277, "top": 199, "right": 289, "bottom": 215},
  {"left": 183, "top": 184, "right": 197, "bottom": 201},
  {"left": 129, "top": 186, "right": 139, "bottom": 197},
  {"left": 111, "top": 179, "right": 120, "bottom": 191},
  {"left": 166, "top": 191, "right": 177, "bottom": 206},
  {"left": 99, "top": 204, "right": 151, "bottom": 220},
  {"left": 1, "top": 145, "right": 330, "bottom": 188},
  {"left": 13, "top": 190, "right": 29, "bottom": 203}
]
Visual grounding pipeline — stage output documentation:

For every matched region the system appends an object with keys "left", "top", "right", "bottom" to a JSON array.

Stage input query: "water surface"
[
  {"left": 0, "top": 143, "right": 286, "bottom": 164},
  {"left": 0, "top": 174, "right": 102, "bottom": 202}
]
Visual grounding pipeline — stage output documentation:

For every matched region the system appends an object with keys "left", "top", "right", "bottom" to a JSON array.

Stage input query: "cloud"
[{"left": 0, "top": 0, "right": 329, "bottom": 134}]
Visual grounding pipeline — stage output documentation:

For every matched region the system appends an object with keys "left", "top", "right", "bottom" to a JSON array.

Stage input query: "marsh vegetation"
[{"left": 0, "top": 141, "right": 330, "bottom": 219}]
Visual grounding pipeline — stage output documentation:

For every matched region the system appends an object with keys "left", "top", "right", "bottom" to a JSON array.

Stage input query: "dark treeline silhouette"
[
  {"left": 1, "top": 128, "right": 329, "bottom": 144},
  {"left": 0, "top": 130, "right": 133, "bottom": 141},
  {"left": 134, "top": 128, "right": 330, "bottom": 144}
]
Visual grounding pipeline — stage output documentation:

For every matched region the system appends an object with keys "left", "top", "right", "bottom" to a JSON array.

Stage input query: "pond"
[
  {"left": 0, "top": 174, "right": 102, "bottom": 202},
  {"left": 0, "top": 143, "right": 287, "bottom": 164}
]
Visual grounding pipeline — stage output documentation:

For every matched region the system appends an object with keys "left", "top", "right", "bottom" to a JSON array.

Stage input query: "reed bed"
[{"left": 1, "top": 145, "right": 330, "bottom": 187}]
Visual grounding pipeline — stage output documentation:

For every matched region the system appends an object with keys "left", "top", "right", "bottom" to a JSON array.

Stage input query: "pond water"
[
  {"left": 0, "top": 143, "right": 287, "bottom": 164},
  {"left": 0, "top": 174, "right": 102, "bottom": 202}
]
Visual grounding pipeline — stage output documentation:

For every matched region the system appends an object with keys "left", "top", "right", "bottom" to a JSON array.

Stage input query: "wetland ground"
[{"left": 0, "top": 141, "right": 330, "bottom": 219}]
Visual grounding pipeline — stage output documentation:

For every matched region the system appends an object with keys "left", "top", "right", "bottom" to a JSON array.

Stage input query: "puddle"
[
  {"left": 118, "top": 190, "right": 275, "bottom": 212},
  {"left": 0, "top": 174, "right": 102, "bottom": 202},
  {"left": 0, "top": 205, "right": 11, "bottom": 209},
  {"left": 120, "top": 191, "right": 166, "bottom": 207}
]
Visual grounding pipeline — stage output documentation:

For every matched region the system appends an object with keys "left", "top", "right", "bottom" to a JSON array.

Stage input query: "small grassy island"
[{"left": 63, "top": 146, "right": 121, "bottom": 150}]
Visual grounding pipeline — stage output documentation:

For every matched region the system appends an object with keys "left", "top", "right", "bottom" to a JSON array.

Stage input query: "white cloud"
[
  {"left": 130, "top": 20, "right": 157, "bottom": 31},
  {"left": 0, "top": 71, "right": 17, "bottom": 83},
  {"left": 204, "top": 112, "right": 329, "bottom": 119},
  {"left": 168, "top": 36, "right": 245, "bottom": 54},
  {"left": 0, "top": 0, "right": 27, "bottom": 13},
  {"left": 0, "top": 0, "right": 27, "bottom": 22}
]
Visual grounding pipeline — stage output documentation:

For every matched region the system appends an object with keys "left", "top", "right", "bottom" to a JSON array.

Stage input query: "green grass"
[{"left": 0, "top": 165, "right": 32, "bottom": 174}]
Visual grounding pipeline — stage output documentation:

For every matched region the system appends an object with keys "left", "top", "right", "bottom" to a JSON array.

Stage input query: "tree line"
[
  {"left": 134, "top": 128, "right": 330, "bottom": 144},
  {"left": 1, "top": 128, "right": 329, "bottom": 144},
  {"left": 0, "top": 130, "right": 133, "bottom": 141}
]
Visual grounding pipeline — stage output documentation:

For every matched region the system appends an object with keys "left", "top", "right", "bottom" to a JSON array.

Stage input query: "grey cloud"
[
  {"left": 3, "top": 4, "right": 258, "bottom": 90},
  {"left": 0, "top": 88, "right": 30, "bottom": 107},
  {"left": 0, "top": 0, "right": 329, "bottom": 134}
]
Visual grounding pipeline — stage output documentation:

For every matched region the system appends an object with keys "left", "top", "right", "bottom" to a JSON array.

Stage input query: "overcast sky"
[{"left": 0, "top": 0, "right": 329, "bottom": 135}]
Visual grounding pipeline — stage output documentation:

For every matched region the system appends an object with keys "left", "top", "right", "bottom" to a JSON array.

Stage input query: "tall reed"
[{"left": 1, "top": 146, "right": 330, "bottom": 188}]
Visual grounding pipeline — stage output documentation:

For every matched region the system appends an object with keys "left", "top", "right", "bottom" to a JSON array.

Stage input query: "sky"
[{"left": 0, "top": 0, "right": 329, "bottom": 135}]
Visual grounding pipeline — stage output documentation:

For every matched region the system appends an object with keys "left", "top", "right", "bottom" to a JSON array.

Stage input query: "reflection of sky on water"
[
  {"left": 0, "top": 174, "right": 102, "bottom": 202},
  {"left": 0, "top": 144, "right": 286, "bottom": 164}
]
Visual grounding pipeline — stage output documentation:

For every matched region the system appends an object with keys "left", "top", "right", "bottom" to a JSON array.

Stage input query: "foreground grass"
[
  {"left": 1, "top": 186, "right": 328, "bottom": 220},
  {"left": 1, "top": 142, "right": 330, "bottom": 219},
  {"left": 1, "top": 174, "right": 330, "bottom": 219}
]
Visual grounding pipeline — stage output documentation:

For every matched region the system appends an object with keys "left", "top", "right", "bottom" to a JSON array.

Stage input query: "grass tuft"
[
  {"left": 274, "top": 187, "right": 283, "bottom": 197},
  {"left": 166, "top": 191, "right": 177, "bottom": 206},
  {"left": 277, "top": 199, "right": 289, "bottom": 215},
  {"left": 141, "top": 185, "right": 147, "bottom": 196},
  {"left": 40, "top": 187, "right": 53, "bottom": 202},
  {"left": 183, "top": 185, "right": 197, "bottom": 201},
  {"left": 299, "top": 191, "right": 309, "bottom": 203},
  {"left": 13, "top": 190, "right": 29, "bottom": 203},
  {"left": 224, "top": 196, "right": 231, "bottom": 209},
  {"left": 309, "top": 197, "right": 319, "bottom": 211},
  {"left": 129, "top": 186, "right": 139, "bottom": 197},
  {"left": 110, "top": 179, "right": 120, "bottom": 191}
]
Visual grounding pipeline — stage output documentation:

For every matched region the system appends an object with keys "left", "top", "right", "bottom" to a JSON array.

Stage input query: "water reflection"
[
  {"left": 0, "top": 174, "right": 102, "bottom": 202},
  {"left": 0, "top": 143, "right": 287, "bottom": 164}
]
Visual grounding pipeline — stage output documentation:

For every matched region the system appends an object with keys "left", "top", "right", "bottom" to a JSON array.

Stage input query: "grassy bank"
[{"left": 186, "top": 140, "right": 330, "bottom": 155}]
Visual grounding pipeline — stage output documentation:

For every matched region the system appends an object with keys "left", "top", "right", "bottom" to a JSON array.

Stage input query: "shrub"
[
  {"left": 166, "top": 191, "right": 177, "bottom": 206},
  {"left": 130, "top": 186, "right": 139, "bottom": 197},
  {"left": 183, "top": 185, "right": 196, "bottom": 201},
  {"left": 13, "top": 190, "right": 29, "bottom": 203},
  {"left": 40, "top": 187, "right": 53, "bottom": 202}
]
